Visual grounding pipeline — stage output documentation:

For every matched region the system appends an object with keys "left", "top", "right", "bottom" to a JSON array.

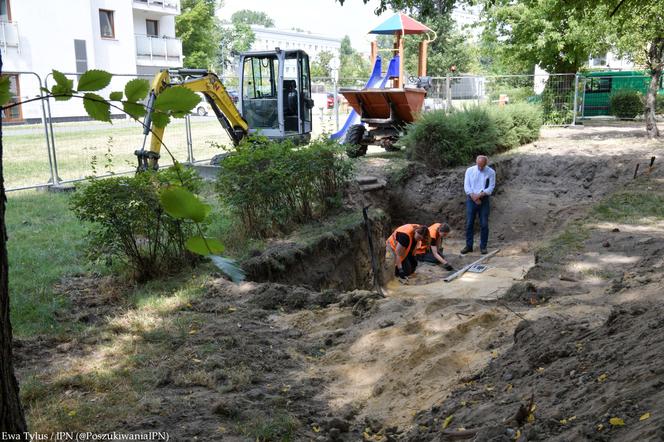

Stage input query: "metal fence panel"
[
  {"left": 577, "top": 74, "right": 651, "bottom": 120},
  {"left": 427, "top": 73, "right": 577, "bottom": 125},
  {"left": 3, "top": 71, "right": 54, "bottom": 191},
  {"left": 43, "top": 72, "right": 201, "bottom": 182}
]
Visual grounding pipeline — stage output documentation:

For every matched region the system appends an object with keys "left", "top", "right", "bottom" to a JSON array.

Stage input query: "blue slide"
[{"left": 331, "top": 55, "right": 399, "bottom": 141}]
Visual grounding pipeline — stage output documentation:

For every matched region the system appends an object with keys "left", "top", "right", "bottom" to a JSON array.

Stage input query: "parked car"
[
  {"left": 327, "top": 93, "right": 335, "bottom": 109},
  {"left": 193, "top": 90, "right": 239, "bottom": 116}
]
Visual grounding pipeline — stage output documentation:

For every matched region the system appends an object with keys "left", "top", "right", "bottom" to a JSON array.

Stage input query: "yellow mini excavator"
[{"left": 136, "top": 49, "right": 314, "bottom": 170}]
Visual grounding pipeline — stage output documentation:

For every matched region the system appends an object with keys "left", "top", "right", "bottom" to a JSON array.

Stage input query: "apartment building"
[
  {"left": 1, "top": 0, "right": 183, "bottom": 123},
  {"left": 250, "top": 25, "right": 342, "bottom": 77}
]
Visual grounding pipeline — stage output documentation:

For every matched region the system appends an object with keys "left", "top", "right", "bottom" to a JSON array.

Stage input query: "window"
[
  {"left": 146, "top": 19, "right": 159, "bottom": 37},
  {"left": 74, "top": 40, "right": 88, "bottom": 73},
  {"left": 99, "top": 9, "right": 114, "bottom": 39},
  {"left": 1, "top": 74, "right": 22, "bottom": 122},
  {"left": 0, "top": 0, "right": 11, "bottom": 22}
]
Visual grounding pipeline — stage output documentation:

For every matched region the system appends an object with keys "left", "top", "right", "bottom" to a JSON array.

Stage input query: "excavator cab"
[{"left": 239, "top": 49, "right": 313, "bottom": 144}]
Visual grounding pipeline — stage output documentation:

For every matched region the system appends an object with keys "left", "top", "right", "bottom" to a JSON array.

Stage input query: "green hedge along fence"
[{"left": 402, "top": 103, "right": 543, "bottom": 169}]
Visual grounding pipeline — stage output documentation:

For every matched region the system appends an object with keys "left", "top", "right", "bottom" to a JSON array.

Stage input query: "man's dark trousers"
[{"left": 465, "top": 195, "right": 490, "bottom": 250}]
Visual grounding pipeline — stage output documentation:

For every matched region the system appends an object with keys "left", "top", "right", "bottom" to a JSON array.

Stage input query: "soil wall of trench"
[{"left": 242, "top": 210, "right": 391, "bottom": 291}]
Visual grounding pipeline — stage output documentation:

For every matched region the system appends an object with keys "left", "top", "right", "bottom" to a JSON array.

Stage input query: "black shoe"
[
  {"left": 480, "top": 248, "right": 488, "bottom": 255},
  {"left": 460, "top": 246, "right": 472, "bottom": 254}
]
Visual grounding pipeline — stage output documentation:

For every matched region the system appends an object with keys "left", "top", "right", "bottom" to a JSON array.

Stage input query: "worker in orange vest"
[
  {"left": 414, "top": 222, "right": 454, "bottom": 271},
  {"left": 386, "top": 224, "right": 429, "bottom": 279}
]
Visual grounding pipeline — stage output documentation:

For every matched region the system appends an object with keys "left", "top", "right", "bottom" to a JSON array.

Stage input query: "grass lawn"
[
  {"left": 6, "top": 190, "right": 88, "bottom": 336},
  {"left": 4, "top": 118, "right": 232, "bottom": 189}
]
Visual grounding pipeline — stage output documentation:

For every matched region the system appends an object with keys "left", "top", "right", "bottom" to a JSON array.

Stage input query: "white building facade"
[
  {"left": 1, "top": 0, "right": 183, "bottom": 123},
  {"left": 249, "top": 25, "right": 342, "bottom": 77}
]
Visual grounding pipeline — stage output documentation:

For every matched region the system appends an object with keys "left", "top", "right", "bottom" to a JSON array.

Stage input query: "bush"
[
  {"left": 70, "top": 165, "right": 204, "bottom": 281},
  {"left": 216, "top": 136, "right": 353, "bottom": 238},
  {"left": 403, "top": 104, "right": 542, "bottom": 169},
  {"left": 610, "top": 89, "right": 644, "bottom": 119},
  {"left": 402, "top": 107, "right": 497, "bottom": 169},
  {"left": 656, "top": 93, "right": 664, "bottom": 115}
]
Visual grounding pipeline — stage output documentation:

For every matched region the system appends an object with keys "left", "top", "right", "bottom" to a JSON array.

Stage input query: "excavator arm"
[{"left": 136, "top": 69, "right": 249, "bottom": 171}]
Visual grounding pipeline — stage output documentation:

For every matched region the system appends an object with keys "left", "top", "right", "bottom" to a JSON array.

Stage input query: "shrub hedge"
[
  {"left": 216, "top": 136, "right": 352, "bottom": 238},
  {"left": 403, "top": 104, "right": 542, "bottom": 169},
  {"left": 610, "top": 89, "right": 644, "bottom": 119},
  {"left": 70, "top": 165, "right": 204, "bottom": 281}
]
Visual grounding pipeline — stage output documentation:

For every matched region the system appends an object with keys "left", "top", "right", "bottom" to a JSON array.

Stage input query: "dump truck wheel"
[{"left": 345, "top": 124, "right": 367, "bottom": 158}]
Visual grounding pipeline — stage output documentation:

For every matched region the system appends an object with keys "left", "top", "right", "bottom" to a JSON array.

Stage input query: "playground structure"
[{"left": 333, "top": 13, "right": 436, "bottom": 157}]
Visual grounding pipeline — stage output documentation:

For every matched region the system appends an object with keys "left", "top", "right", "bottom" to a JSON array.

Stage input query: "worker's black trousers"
[{"left": 396, "top": 254, "right": 418, "bottom": 276}]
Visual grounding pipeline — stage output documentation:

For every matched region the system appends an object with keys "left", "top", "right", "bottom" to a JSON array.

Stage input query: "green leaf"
[
  {"left": 210, "top": 256, "right": 246, "bottom": 282},
  {"left": 124, "top": 78, "right": 150, "bottom": 102},
  {"left": 185, "top": 236, "right": 225, "bottom": 256},
  {"left": 0, "top": 76, "right": 11, "bottom": 106},
  {"left": 123, "top": 101, "right": 145, "bottom": 119},
  {"left": 154, "top": 86, "right": 200, "bottom": 113},
  {"left": 152, "top": 111, "right": 170, "bottom": 128},
  {"left": 77, "top": 69, "right": 112, "bottom": 91},
  {"left": 52, "top": 70, "right": 73, "bottom": 91},
  {"left": 83, "top": 93, "right": 111, "bottom": 123},
  {"left": 52, "top": 84, "right": 73, "bottom": 101},
  {"left": 159, "top": 186, "right": 210, "bottom": 222},
  {"left": 109, "top": 91, "right": 123, "bottom": 101}
]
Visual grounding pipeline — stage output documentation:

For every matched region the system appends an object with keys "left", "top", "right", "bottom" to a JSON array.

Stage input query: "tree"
[
  {"left": 336, "top": 0, "right": 458, "bottom": 15},
  {"left": 481, "top": 0, "right": 614, "bottom": 74},
  {"left": 0, "top": 53, "right": 28, "bottom": 436},
  {"left": 176, "top": 0, "right": 223, "bottom": 69},
  {"left": 402, "top": 13, "right": 480, "bottom": 75},
  {"left": 231, "top": 9, "right": 275, "bottom": 27},
  {"left": 311, "top": 50, "right": 335, "bottom": 77},
  {"left": 575, "top": 0, "right": 663, "bottom": 137},
  {"left": 218, "top": 22, "right": 255, "bottom": 72},
  {"left": 339, "top": 36, "right": 371, "bottom": 79}
]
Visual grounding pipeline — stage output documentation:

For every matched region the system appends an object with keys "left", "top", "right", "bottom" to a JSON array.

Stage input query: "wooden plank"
[{"left": 444, "top": 249, "right": 501, "bottom": 283}]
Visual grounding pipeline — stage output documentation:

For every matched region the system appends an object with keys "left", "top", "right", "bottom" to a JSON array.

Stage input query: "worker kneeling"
[
  {"left": 386, "top": 224, "right": 430, "bottom": 279},
  {"left": 414, "top": 223, "right": 454, "bottom": 271}
]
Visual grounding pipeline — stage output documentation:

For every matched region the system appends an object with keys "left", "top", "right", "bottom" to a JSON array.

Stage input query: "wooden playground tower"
[{"left": 339, "top": 13, "right": 437, "bottom": 156}]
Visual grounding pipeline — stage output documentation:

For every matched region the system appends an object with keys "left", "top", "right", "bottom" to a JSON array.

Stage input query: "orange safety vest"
[
  {"left": 414, "top": 223, "right": 442, "bottom": 255},
  {"left": 387, "top": 224, "right": 419, "bottom": 264}
]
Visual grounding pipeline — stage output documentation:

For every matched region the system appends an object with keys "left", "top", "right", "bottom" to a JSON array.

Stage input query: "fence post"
[
  {"left": 34, "top": 73, "right": 56, "bottom": 186},
  {"left": 185, "top": 114, "right": 193, "bottom": 163},
  {"left": 334, "top": 78, "right": 339, "bottom": 132},
  {"left": 445, "top": 74, "right": 451, "bottom": 111},
  {"left": 572, "top": 73, "right": 579, "bottom": 126},
  {"left": 43, "top": 75, "right": 61, "bottom": 185}
]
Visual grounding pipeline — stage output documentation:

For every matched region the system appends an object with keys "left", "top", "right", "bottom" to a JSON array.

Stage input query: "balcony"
[
  {"left": 0, "top": 21, "right": 20, "bottom": 53},
  {"left": 133, "top": 0, "right": 180, "bottom": 15},
  {"left": 135, "top": 34, "right": 182, "bottom": 67}
]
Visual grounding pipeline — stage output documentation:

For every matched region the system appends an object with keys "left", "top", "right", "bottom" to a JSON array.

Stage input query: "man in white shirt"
[{"left": 461, "top": 155, "right": 496, "bottom": 255}]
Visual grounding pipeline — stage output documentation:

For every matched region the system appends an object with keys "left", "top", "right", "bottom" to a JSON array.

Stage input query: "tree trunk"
[
  {"left": 645, "top": 37, "right": 664, "bottom": 139},
  {"left": 0, "top": 53, "right": 28, "bottom": 434}
]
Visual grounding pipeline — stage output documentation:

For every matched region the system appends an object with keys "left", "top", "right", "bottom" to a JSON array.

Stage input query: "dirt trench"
[{"left": 242, "top": 210, "right": 390, "bottom": 291}]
